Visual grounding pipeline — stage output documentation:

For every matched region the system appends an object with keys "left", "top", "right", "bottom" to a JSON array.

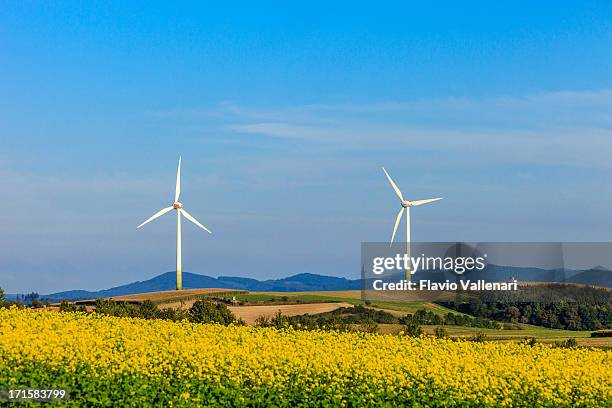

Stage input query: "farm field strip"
[
  {"left": 235, "top": 291, "right": 460, "bottom": 316},
  {"left": 228, "top": 302, "right": 354, "bottom": 325},
  {"left": 111, "top": 288, "right": 246, "bottom": 303},
  {"left": 375, "top": 324, "right": 611, "bottom": 346}
]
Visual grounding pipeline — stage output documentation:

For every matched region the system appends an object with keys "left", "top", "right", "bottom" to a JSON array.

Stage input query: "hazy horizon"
[{"left": 2, "top": 3, "right": 612, "bottom": 293}]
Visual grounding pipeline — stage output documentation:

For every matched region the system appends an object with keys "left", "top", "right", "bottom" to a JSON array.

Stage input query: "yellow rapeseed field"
[{"left": 0, "top": 306, "right": 610, "bottom": 407}]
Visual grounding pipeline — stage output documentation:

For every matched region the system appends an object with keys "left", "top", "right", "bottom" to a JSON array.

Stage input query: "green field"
[
  {"left": 376, "top": 323, "right": 608, "bottom": 346},
  {"left": 230, "top": 291, "right": 460, "bottom": 316}
]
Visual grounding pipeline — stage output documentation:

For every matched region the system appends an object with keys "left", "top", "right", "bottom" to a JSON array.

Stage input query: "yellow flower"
[{"left": 0, "top": 306, "right": 609, "bottom": 406}]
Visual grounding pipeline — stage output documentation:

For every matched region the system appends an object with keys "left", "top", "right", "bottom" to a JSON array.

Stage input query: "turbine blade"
[
  {"left": 180, "top": 208, "right": 212, "bottom": 233},
  {"left": 175, "top": 156, "right": 181, "bottom": 202},
  {"left": 382, "top": 167, "right": 404, "bottom": 201},
  {"left": 410, "top": 197, "right": 443, "bottom": 206},
  {"left": 390, "top": 207, "right": 405, "bottom": 245},
  {"left": 137, "top": 206, "right": 174, "bottom": 228}
]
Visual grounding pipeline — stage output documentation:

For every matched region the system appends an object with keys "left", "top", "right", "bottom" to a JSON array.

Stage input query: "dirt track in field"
[
  {"left": 112, "top": 288, "right": 246, "bottom": 303},
  {"left": 229, "top": 302, "right": 353, "bottom": 325}
]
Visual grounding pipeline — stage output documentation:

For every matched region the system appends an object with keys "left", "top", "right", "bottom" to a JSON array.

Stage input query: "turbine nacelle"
[
  {"left": 173, "top": 202, "right": 183, "bottom": 209},
  {"left": 401, "top": 201, "right": 411, "bottom": 208}
]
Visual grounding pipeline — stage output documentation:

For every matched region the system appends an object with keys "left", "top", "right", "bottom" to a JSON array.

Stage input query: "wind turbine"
[
  {"left": 137, "top": 157, "right": 212, "bottom": 290},
  {"left": 382, "top": 167, "right": 442, "bottom": 281}
]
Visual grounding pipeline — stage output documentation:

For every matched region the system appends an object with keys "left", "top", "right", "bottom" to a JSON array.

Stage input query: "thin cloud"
[
  {"left": 216, "top": 89, "right": 612, "bottom": 170},
  {"left": 218, "top": 89, "right": 609, "bottom": 128},
  {"left": 226, "top": 122, "right": 338, "bottom": 140}
]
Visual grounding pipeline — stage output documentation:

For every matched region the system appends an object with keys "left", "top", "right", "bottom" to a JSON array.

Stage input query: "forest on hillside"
[{"left": 438, "top": 284, "right": 612, "bottom": 330}]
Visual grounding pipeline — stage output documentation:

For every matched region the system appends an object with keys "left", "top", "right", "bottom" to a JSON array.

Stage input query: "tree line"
[
  {"left": 59, "top": 299, "right": 240, "bottom": 325},
  {"left": 255, "top": 305, "right": 501, "bottom": 331},
  {"left": 438, "top": 284, "right": 612, "bottom": 331}
]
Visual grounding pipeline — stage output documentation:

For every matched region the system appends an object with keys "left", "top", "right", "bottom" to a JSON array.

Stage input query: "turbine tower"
[
  {"left": 382, "top": 167, "right": 442, "bottom": 281},
  {"left": 137, "top": 157, "right": 212, "bottom": 290}
]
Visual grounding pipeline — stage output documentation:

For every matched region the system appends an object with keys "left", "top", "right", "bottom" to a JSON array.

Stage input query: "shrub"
[
  {"left": 269, "top": 310, "right": 292, "bottom": 329},
  {"left": 403, "top": 322, "right": 423, "bottom": 337},
  {"left": 255, "top": 315, "right": 272, "bottom": 327},
  {"left": 470, "top": 332, "right": 487, "bottom": 342},
  {"left": 554, "top": 338, "right": 578, "bottom": 348},
  {"left": 94, "top": 299, "right": 131, "bottom": 317},
  {"left": 356, "top": 320, "right": 379, "bottom": 334},
  {"left": 434, "top": 326, "right": 448, "bottom": 339},
  {"left": 520, "top": 337, "right": 537, "bottom": 347},
  {"left": 188, "top": 300, "right": 236, "bottom": 325},
  {"left": 59, "top": 301, "right": 86, "bottom": 313},
  {"left": 138, "top": 300, "right": 159, "bottom": 320},
  {"left": 158, "top": 307, "right": 187, "bottom": 321}
]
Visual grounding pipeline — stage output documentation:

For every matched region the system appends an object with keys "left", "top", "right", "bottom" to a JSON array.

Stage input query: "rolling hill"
[
  {"left": 28, "top": 263, "right": 612, "bottom": 301},
  {"left": 43, "top": 272, "right": 361, "bottom": 300},
  {"left": 565, "top": 266, "right": 612, "bottom": 287}
]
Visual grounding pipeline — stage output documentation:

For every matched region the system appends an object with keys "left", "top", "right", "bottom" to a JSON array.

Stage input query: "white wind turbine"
[
  {"left": 382, "top": 167, "right": 442, "bottom": 281},
  {"left": 137, "top": 157, "right": 212, "bottom": 290}
]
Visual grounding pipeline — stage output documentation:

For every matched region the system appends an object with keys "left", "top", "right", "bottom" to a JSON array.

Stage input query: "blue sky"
[{"left": 1, "top": 2, "right": 611, "bottom": 293}]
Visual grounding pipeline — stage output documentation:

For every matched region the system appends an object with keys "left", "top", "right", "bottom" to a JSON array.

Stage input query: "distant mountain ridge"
[
  {"left": 44, "top": 272, "right": 362, "bottom": 301},
  {"left": 34, "top": 264, "right": 612, "bottom": 301},
  {"left": 566, "top": 268, "right": 612, "bottom": 287}
]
